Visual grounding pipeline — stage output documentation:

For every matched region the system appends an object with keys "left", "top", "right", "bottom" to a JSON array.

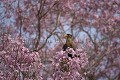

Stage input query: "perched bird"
[
  {"left": 60, "top": 34, "right": 75, "bottom": 72},
  {"left": 63, "top": 34, "right": 75, "bottom": 58}
]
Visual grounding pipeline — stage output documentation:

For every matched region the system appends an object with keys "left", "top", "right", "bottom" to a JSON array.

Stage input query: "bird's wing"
[
  {"left": 63, "top": 43, "right": 76, "bottom": 51},
  {"left": 62, "top": 44, "right": 68, "bottom": 51}
]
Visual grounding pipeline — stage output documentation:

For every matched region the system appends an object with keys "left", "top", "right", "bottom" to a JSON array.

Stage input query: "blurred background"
[{"left": 0, "top": 0, "right": 120, "bottom": 80}]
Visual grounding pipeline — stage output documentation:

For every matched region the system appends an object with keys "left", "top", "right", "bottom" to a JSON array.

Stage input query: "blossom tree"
[
  {"left": 53, "top": 48, "right": 88, "bottom": 80},
  {"left": 0, "top": 34, "right": 42, "bottom": 80},
  {"left": 0, "top": 0, "right": 120, "bottom": 80}
]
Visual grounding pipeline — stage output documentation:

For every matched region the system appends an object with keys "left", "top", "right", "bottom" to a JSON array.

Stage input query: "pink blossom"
[
  {"left": 0, "top": 35, "right": 43, "bottom": 79},
  {"left": 53, "top": 48, "right": 88, "bottom": 79}
]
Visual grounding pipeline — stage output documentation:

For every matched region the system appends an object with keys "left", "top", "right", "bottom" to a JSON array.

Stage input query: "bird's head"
[
  {"left": 64, "top": 34, "right": 73, "bottom": 43},
  {"left": 64, "top": 34, "right": 73, "bottom": 39}
]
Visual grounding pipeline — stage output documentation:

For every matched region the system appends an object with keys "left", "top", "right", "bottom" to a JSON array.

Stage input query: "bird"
[
  {"left": 60, "top": 34, "right": 75, "bottom": 72},
  {"left": 62, "top": 34, "right": 75, "bottom": 58}
]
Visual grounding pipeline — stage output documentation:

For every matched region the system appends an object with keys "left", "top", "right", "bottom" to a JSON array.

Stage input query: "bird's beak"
[{"left": 64, "top": 34, "right": 67, "bottom": 38}]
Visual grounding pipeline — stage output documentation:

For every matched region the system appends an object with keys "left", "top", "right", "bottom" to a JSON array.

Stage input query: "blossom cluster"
[
  {"left": 53, "top": 48, "right": 88, "bottom": 80},
  {"left": 0, "top": 35, "right": 43, "bottom": 80}
]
